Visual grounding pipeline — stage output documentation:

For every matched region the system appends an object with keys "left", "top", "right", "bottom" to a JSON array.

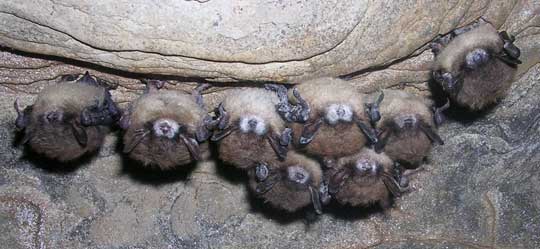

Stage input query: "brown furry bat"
[
  {"left": 366, "top": 89, "right": 447, "bottom": 166},
  {"left": 267, "top": 78, "right": 377, "bottom": 162},
  {"left": 326, "top": 148, "right": 407, "bottom": 208},
  {"left": 248, "top": 151, "right": 325, "bottom": 214},
  {"left": 120, "top": 80, "right": 213, "bottom": 170},
  {"left": 14, "top": 72, "right": 121, "bottom": 162},
  {"left": 211, "top": 87, "right": 292, "bottom": 169},
  {"left": 432, "top": 21, "right": 521, "bottom": 110}
]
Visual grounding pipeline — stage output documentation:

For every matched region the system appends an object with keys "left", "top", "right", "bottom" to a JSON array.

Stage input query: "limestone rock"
[
  {"left": 0, "top": 1, "right": 539, "bottom": 82},
  {"left": 0, "top": 48, "right": 539, "bottom": 248}
]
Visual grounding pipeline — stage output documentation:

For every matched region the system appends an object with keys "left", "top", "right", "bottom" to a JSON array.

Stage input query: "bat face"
[
  {"left": 121, "top": 81, "right": 211, "bottom": 170},
  {"left": 14, "top": 72, "right": 120, "bottom": 162},
  {"left": 269, "top": 78, "right": 377, "bottom": 161},
  {"left": 327, "top": 149, "right": 403, "bottom": 208},
  {"left": 152, "top": 118, "right": 181, "bottom": 139},
  {"left": 248, "top": 152, "right": 325, "bottom": 214},
  {"left": 211, "top": 88, "right": 291, "bottom": 169},
  {"left": 370, "top": 90, "right": 444, "bottom": 166},
  {"left": 432, "top": 22, "right": 521, "bottom": 110},
  {"left": 324, "top": 103, "right": 354, "bottom": 125},
  {"left": 238, "top": 115, "right": 268, "bottom": 135}
]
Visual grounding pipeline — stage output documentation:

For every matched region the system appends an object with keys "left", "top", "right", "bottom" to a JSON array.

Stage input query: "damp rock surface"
[
  {"left": 0, "top": 1, "right": 539, "bottom": 248},
  {"left": 0, "top": 48, "right": 539, "bottom": 248},
  {"left": 0, "top": 1, "right": 539, "bottom": 82}
]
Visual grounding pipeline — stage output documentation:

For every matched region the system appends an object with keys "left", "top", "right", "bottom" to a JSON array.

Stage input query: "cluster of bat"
[{"left": 13, "top": 21, "right": 521, "bottom": 215}]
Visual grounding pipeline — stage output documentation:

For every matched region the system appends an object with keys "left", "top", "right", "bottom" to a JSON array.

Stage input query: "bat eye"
[{"left": 287, "top": 166, "right": 310, "bottom": 185}]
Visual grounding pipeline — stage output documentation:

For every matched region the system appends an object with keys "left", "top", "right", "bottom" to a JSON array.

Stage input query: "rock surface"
[
  {"left": 0, "top": 1, "right": 539, "bottom": 82},
  {"left": 0, "top": 1, "right": 539, "bottom": 248},
  {"left": 0, "top": 47, "right": 539, "bottom": 248}
]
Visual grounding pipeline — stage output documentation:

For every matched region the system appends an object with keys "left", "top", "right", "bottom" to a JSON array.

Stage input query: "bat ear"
[
  {"left": 14, "top": 99, "right": 32, "bottom": 130},
  {"left": 123, "top": 130, "right": 148, "bottom": 153},
  {"left": 119, "top": 108, "right": 132, "bottom": 130},
  {"left": 77, "top": 71, "right": 99, "bottom": 86},
  {"left": 179, "top": 135, "right": 202, "bottom": 161},
  {"left": 71, "top": 122, "right": 88, "bottom": 147},
  {"left": 419, "top": 123, "right": 444, "bottom": 145},
  {"left": 19, "top": 130, "right": 33, "bottom": 144}
]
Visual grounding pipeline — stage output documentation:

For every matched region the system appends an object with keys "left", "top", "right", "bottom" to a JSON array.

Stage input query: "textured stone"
[
  {"left": 0, "top": 2, "right": 539, "bottom": 247},
  {"left": 0, "top": 46, "right": 539, "bottom": 248},
  {"left": 0, "top": 1, "right": 539, "bottom": 82}
]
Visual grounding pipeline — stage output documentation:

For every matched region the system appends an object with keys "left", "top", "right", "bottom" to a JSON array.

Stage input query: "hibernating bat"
[
  {"left": 211, "top": 87, "right": 292, "bottom": 169},
  {"left": 326, "top": 148, "right": 407, "bottom": 208},
  {"left": 268, "top": 78, "right": 377, "bottom": 163},
  {"left": 367, "top": 89, "right": 447, "bottom": 166},
  {"left": 119, "top": 80, "right": 213, "bottom": 169},
  {"left": 248, "top": 151, "right": 326, "bottom": 214},
  {"left": 432, "top": 20, "right": 521, "bottom": 110},
  {"left": 13, "top": 72, "right": 121, "bottom": 162}
]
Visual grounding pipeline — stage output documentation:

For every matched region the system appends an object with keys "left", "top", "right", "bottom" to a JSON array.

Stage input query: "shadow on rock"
[{"left": 119, "top": 155, "right": 195, "bottom": 186}]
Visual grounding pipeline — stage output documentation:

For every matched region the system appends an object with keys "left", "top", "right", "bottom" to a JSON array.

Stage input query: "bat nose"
[
  {"left": 441, "top": 72, "right": 457, "bottom": 90},
  {"left": 287, "top": 166, "right": 309, "bottom": 185},
  {"left": 46, "top": 111, "right": 61, "bottom": 122},
  {"left": 336, "top": 106, "right": 345, "bottom": 117},
  {"left": 356, "top": 164, "right": 371, "bottom": 173},
  {"left": 466, "top": 48, "right": 490, "bottom": 69},
  {"left": 160, "top": 123, "right": 171, "bottom": 133},
  {"left": 248, "top": 119, "right": 258, "bottom": 129},
  {"left": 403, "top": 117, "right": 416, "bottom": 128}
]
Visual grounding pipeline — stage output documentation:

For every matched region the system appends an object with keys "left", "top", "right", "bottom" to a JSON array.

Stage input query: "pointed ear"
[
  {"left": 382, "top": 174, "right": 403, "bottom": 197},
  {"left": 119, "top": 106, "right": 132, "bottom": 130},
  {"left": 355, "top": 119, "right": 378, "bottom": 144},
  {"left": 419, "top": 123, "right": 444, "bottom": 145},
  {"left": 14, "top": 99, "right": 32, "bottom": 130},
  {"left": 77, "top": 71, "right": 99, "bottom": 86},
  {"left": 123, "top": 130, "right": 148, "bottom": 153},
  {"left": 266, "top": 132, "right": 288, "bottom": 161},
  {"left": 309, "top": 186, "right": 323, "bottom": 215},
  {"left": 255, "top": 174, "right": 279, "bottom": 195},
  {"left": 374, "top": 129, "right": 391, "bottom": 153},
  {"left": 210, "top": 125, "right": 238, "bottom": 141},
  {"left": 180, "top": 134, "right": 202, "bottom": 161},
  {"left": 71, "top": 122, "right": 88, "bottom": 147},
  {"left": 21, "top": 130, "right": 32, "bottom": 144},
  {"left": 195, "top": 119, "right": 212, "bottom": 142},
  {"left": 299, "top": 118, "right": 322, "bottom": 145}
]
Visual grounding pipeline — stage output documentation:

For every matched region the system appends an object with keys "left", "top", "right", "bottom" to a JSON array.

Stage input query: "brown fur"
[
  {"left": 434, "top": 24, "right": 516, "bottom": 110},
  {"left": 435, "top": 24, "right": 503, "bottom": 73},
  {"left": 218, "top": 133, "right": 279, "bottom": 169},
  {"left": 454, "top": 58, "right": 515, "bottom": 110},
  {"left": 383, "top": 131, "right": 431, "bottom": 165},
  {"left": 125, "top": 129, "right": 210, "bottom": 170},
  {"left": 291, "top": 78, "right": 371, "bottom": 159},
  {"left": 221, "top": 88, "right": 284, "bottom": 131},
  {"left": 375, "top": 90, "right": 436, "bottom": 165},
  {"left": 123, "top": 89, "right": 208, "bottom": 169},
  {"left": 27, "top": 124, "right": 106, "bottom": 162},
  {"left": 24, "top": 82, "right": 108, "bottom": 162},
  {"left": 217, "top": 88, "right": 287, "bottom": 168},
  {"left": 291, "top": 119, "right": 367, "bottom": 159},
  {"left": 330, "top": 149, "right": 394, "bottom": 208},
  {"left": 248, "top": 152, "right": 323, "bottom": 212}
]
